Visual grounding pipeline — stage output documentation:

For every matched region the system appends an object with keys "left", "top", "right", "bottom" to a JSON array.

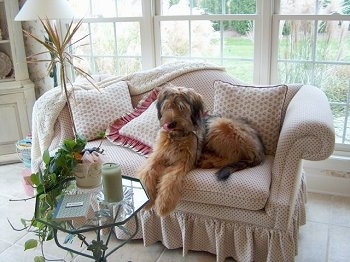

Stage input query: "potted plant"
[
  {"left": 9, "top": 18, "right": 104, "bottom": 260},
  {"left": 21, "top": 135, "right": 104, "bottom": 254}
]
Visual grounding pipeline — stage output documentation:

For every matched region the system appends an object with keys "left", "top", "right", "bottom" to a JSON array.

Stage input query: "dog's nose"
[{"left": 168, "top": 121, "right": 177, "bottom": 129}]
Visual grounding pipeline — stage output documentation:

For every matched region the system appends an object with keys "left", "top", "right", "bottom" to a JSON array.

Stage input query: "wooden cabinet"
[{"left": 0, "top": 0, "right": 35, "bottom": 164}]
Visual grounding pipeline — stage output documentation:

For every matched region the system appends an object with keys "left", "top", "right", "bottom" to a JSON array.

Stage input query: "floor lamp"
[{"left": 15, "top": 0, "right": 76, "bottom": 87}]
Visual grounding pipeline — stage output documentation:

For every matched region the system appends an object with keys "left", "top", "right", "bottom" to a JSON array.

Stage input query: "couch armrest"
[
  {"left": 266, "top": 85, "right": 335, "bottom": 227},
  {"left": 275, "top": 84, "right": 335, "bottom": 164}
]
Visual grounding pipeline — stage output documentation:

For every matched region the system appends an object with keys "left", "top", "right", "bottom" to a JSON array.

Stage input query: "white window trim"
[
  {"left": 141, "top": 0, "right": 156, "bottom": 69},
  {"left": 255, "top": 0, "right": 273, "bottom": 84}
]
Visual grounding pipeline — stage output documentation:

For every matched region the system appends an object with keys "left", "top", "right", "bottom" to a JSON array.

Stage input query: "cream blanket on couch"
[{"left": 31, "top": 62, "right": 224, "bottom": 171}]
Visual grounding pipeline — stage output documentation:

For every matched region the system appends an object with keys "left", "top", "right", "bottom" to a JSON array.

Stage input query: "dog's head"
[{"left": 156, "top": 86, "right": 204, "bottom": 134}]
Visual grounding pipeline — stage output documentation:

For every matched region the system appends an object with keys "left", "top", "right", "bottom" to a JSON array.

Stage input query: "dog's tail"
[{"left": 216, "top": 159, "right": 262, "bottom": 180}]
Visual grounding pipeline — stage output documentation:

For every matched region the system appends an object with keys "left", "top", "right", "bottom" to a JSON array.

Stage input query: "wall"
[
  {"left": 18, "top": 0, "right": 53, "bottom": 97},
  {"left": 304, "top": 153, "right": 350, "bottom": 197}
]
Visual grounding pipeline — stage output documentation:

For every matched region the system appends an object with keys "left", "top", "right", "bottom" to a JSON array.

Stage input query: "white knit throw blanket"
[{"left": 31, "top": 62, "right": 224, "bottom": 168}]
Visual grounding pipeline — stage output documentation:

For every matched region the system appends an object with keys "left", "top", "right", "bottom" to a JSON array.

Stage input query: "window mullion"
[
  {"left": 270, "top": 15, "right": 280, "bottom": 84},
  {"left": 255, "top": 0, "right": 273, "bottom": 84},
  {"left": 220, "top": 20, "right": 224, "bottom": 65},
  {"left": 113, "top": 22, "right": 118, "bottom": 73},
  {"left": 141, "top": 0, "right": 156, "bottom": 69},
  {"left": 87, "top": 22, "right": 95, "bottom": 73},
  {"left": 343, "top": 81, "right": 350, "bottom": 143},
  {"left": 311, "top": 19, "right": 319, "bottom": 85}
]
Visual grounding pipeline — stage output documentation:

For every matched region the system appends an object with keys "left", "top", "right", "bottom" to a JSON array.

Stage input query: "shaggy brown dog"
[{"left": 137, "top": 86, "right": 264, "bottom": 217}]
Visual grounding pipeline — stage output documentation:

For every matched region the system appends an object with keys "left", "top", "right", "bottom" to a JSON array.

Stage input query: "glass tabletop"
[{"left": 34, "top": 176, "right": 149, "bottom": 235}]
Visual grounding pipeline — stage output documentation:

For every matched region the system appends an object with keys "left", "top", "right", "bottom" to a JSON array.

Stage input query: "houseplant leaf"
[
  {"left": 24, "top": 239, "right": 38, "bottom": 250},
  {"left": 42, "top": 150, "right": 50, "bottom": 166}
]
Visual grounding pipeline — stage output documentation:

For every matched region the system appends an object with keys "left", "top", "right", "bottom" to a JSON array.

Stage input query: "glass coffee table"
[{"left": 34, "top": 176, "right": 149, "bottom": 262}]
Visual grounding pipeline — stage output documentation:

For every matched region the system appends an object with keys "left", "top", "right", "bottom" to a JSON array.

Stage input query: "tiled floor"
[{"left": 0, "top": 163, "right": 349, "bottom": 262}]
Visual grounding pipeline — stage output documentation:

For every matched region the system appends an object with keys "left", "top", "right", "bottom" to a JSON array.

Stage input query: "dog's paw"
[
  {"left": 154, "top": 201, "right": 173, "bottom": 217},
  {"left": 143, "top": 200, "right": 155, "bottom": 210},
  {"left": 197, "top": 153, "right": 216, "bottom": 169},
  {"left": 154, "top": 195, "right": 176, "bottom": 217}
]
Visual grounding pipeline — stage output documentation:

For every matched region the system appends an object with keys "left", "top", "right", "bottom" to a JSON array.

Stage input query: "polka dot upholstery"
[
  {"left": 70, "top": 81, "right": 133, "bottom": 141},
  {"left": 182, "top": 156, "right": 274, "bottom": 210},
  {"left": 213, "top": 81, "right": 288, "bottom": 155},
  {"left": 47, "top": 65, "right": 335, "bottom": 262},
  {"left": 119, "top": 102, "right": 159, "bottom": 149},
  {"left": 106, "top": 89, "right": 160, "bottom": 155}
]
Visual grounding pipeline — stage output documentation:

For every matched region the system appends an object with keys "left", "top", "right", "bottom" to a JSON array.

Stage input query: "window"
[
  {"left": 272, "top": 0, "right": 350, "bottom": 147},
  {"left": 69, "top": 0, "right": 144, "bottom": 75},
  {"left": 68, "top": 0, "right": 350, "bottom": 149},
  {"left": 155, "top": 0, "right": 257, "bottom": 83}
]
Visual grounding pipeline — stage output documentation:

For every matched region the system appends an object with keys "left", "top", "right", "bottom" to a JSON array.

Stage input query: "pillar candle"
[{"left": 102, "top": 163, "right": 124, "bottom": 203}]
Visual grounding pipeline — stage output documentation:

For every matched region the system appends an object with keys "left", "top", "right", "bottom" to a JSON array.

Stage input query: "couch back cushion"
[
  {"left": 213, "top": 81, "right": 288, "bottom": 155},
  {"left": 109, "top": 69, "right": 243, "bottom": 155},
  {"left": 106, "top": 70, "right": 301, "bottom": 156}
]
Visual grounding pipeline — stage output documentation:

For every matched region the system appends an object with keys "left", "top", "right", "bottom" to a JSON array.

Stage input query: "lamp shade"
[{"left": 15, "top": 0, "right": 76, "bottom": 21}]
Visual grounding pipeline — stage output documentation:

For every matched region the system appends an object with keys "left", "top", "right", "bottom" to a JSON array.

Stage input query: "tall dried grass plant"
[{"left": 24, "top": 18, "right": 97, "bottom": 138}]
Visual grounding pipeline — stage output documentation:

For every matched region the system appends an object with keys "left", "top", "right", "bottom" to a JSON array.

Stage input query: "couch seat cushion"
[
  {"left": 182, "top": 155, "right": 273, "bottom": 210},
  {"left": 88, "top": 139, "right": 272, "bottom": 212}
]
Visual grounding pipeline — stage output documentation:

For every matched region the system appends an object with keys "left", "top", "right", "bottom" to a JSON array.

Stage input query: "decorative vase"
[{"left": 74, "top": 162, "right": 102, "bottom": 188}]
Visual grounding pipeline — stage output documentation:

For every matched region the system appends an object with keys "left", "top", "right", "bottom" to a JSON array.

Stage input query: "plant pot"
[{"left": 74, "top": 162, "right": 102, "bottom": 188}]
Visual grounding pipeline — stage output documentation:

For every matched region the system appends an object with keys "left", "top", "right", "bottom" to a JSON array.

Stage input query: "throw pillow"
[
  {"left": 106, "top": 88, "right": 160, "bottom": 156},
  {"left": 70, "top": 81, "right": 133, "bottom": 141},
  {"left": 213, "top": 81, "right": 288, "bottom": 155}
]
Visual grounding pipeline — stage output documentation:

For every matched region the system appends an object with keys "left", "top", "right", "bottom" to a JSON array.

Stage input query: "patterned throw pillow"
[
  {"left": 70, "top": 81, "right": 133, "bottom": 141},
  {"left": 213, "top": 81, "right": 288, "bottom": 155},
  {"left": 106, "top": 89, "right": 160, "bottom": 156}
]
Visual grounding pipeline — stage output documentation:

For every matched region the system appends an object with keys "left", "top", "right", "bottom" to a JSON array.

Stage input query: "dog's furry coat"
[{"left": 137, "top": 86, "right": 264, "bottom": 217}]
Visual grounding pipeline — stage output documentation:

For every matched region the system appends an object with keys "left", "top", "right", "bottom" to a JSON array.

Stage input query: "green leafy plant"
[
  {"left": 11, "top": 135, "right": 104, "bottom": 261},
  {"left": 31, "top": 136, "right": 87, "bottom": 195},
  {"left": 8, "top": 137, "right": 89, "bottom": 255},
  {"left": 24, "top": 136, "right": 87, "bottom": 250}
]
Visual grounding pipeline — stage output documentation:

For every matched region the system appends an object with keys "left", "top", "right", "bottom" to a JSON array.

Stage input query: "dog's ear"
[
  {"left": 156, "top": 96, "right": 163, "bottom": 120},
  {"left": 156, "top": 87, "right": 168, "bottom": 120},
  {"left": 188, "top": 89, "right": 204, "bottom": 126}
]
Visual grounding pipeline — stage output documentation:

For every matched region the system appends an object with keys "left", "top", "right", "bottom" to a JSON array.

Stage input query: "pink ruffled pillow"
[{"left": 106, "top": 89, "right": 160, "bottom": 156}]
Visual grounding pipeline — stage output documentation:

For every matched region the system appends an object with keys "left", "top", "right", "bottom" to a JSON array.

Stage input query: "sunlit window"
[
  {"left": 274, "top": 0, "right": 350, "bottom": 145},
  {"left": 68, "top": 0, "right": 350, "bottom": 148},
  {"left": 69, "top": 0, "right": 143, "bottom": 76},
  {"left": 156, "top": 0, "right": 256, "bottom": 82}
]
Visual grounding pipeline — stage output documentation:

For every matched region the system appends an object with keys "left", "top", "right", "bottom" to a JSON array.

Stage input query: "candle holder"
[{"left": 95, "top": 185, "right": 134, "bottom": 233}]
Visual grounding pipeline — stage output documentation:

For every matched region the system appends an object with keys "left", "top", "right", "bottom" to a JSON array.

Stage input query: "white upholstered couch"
[{"left": 31, "top": 62, "right": 335, "bottom": 262}]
